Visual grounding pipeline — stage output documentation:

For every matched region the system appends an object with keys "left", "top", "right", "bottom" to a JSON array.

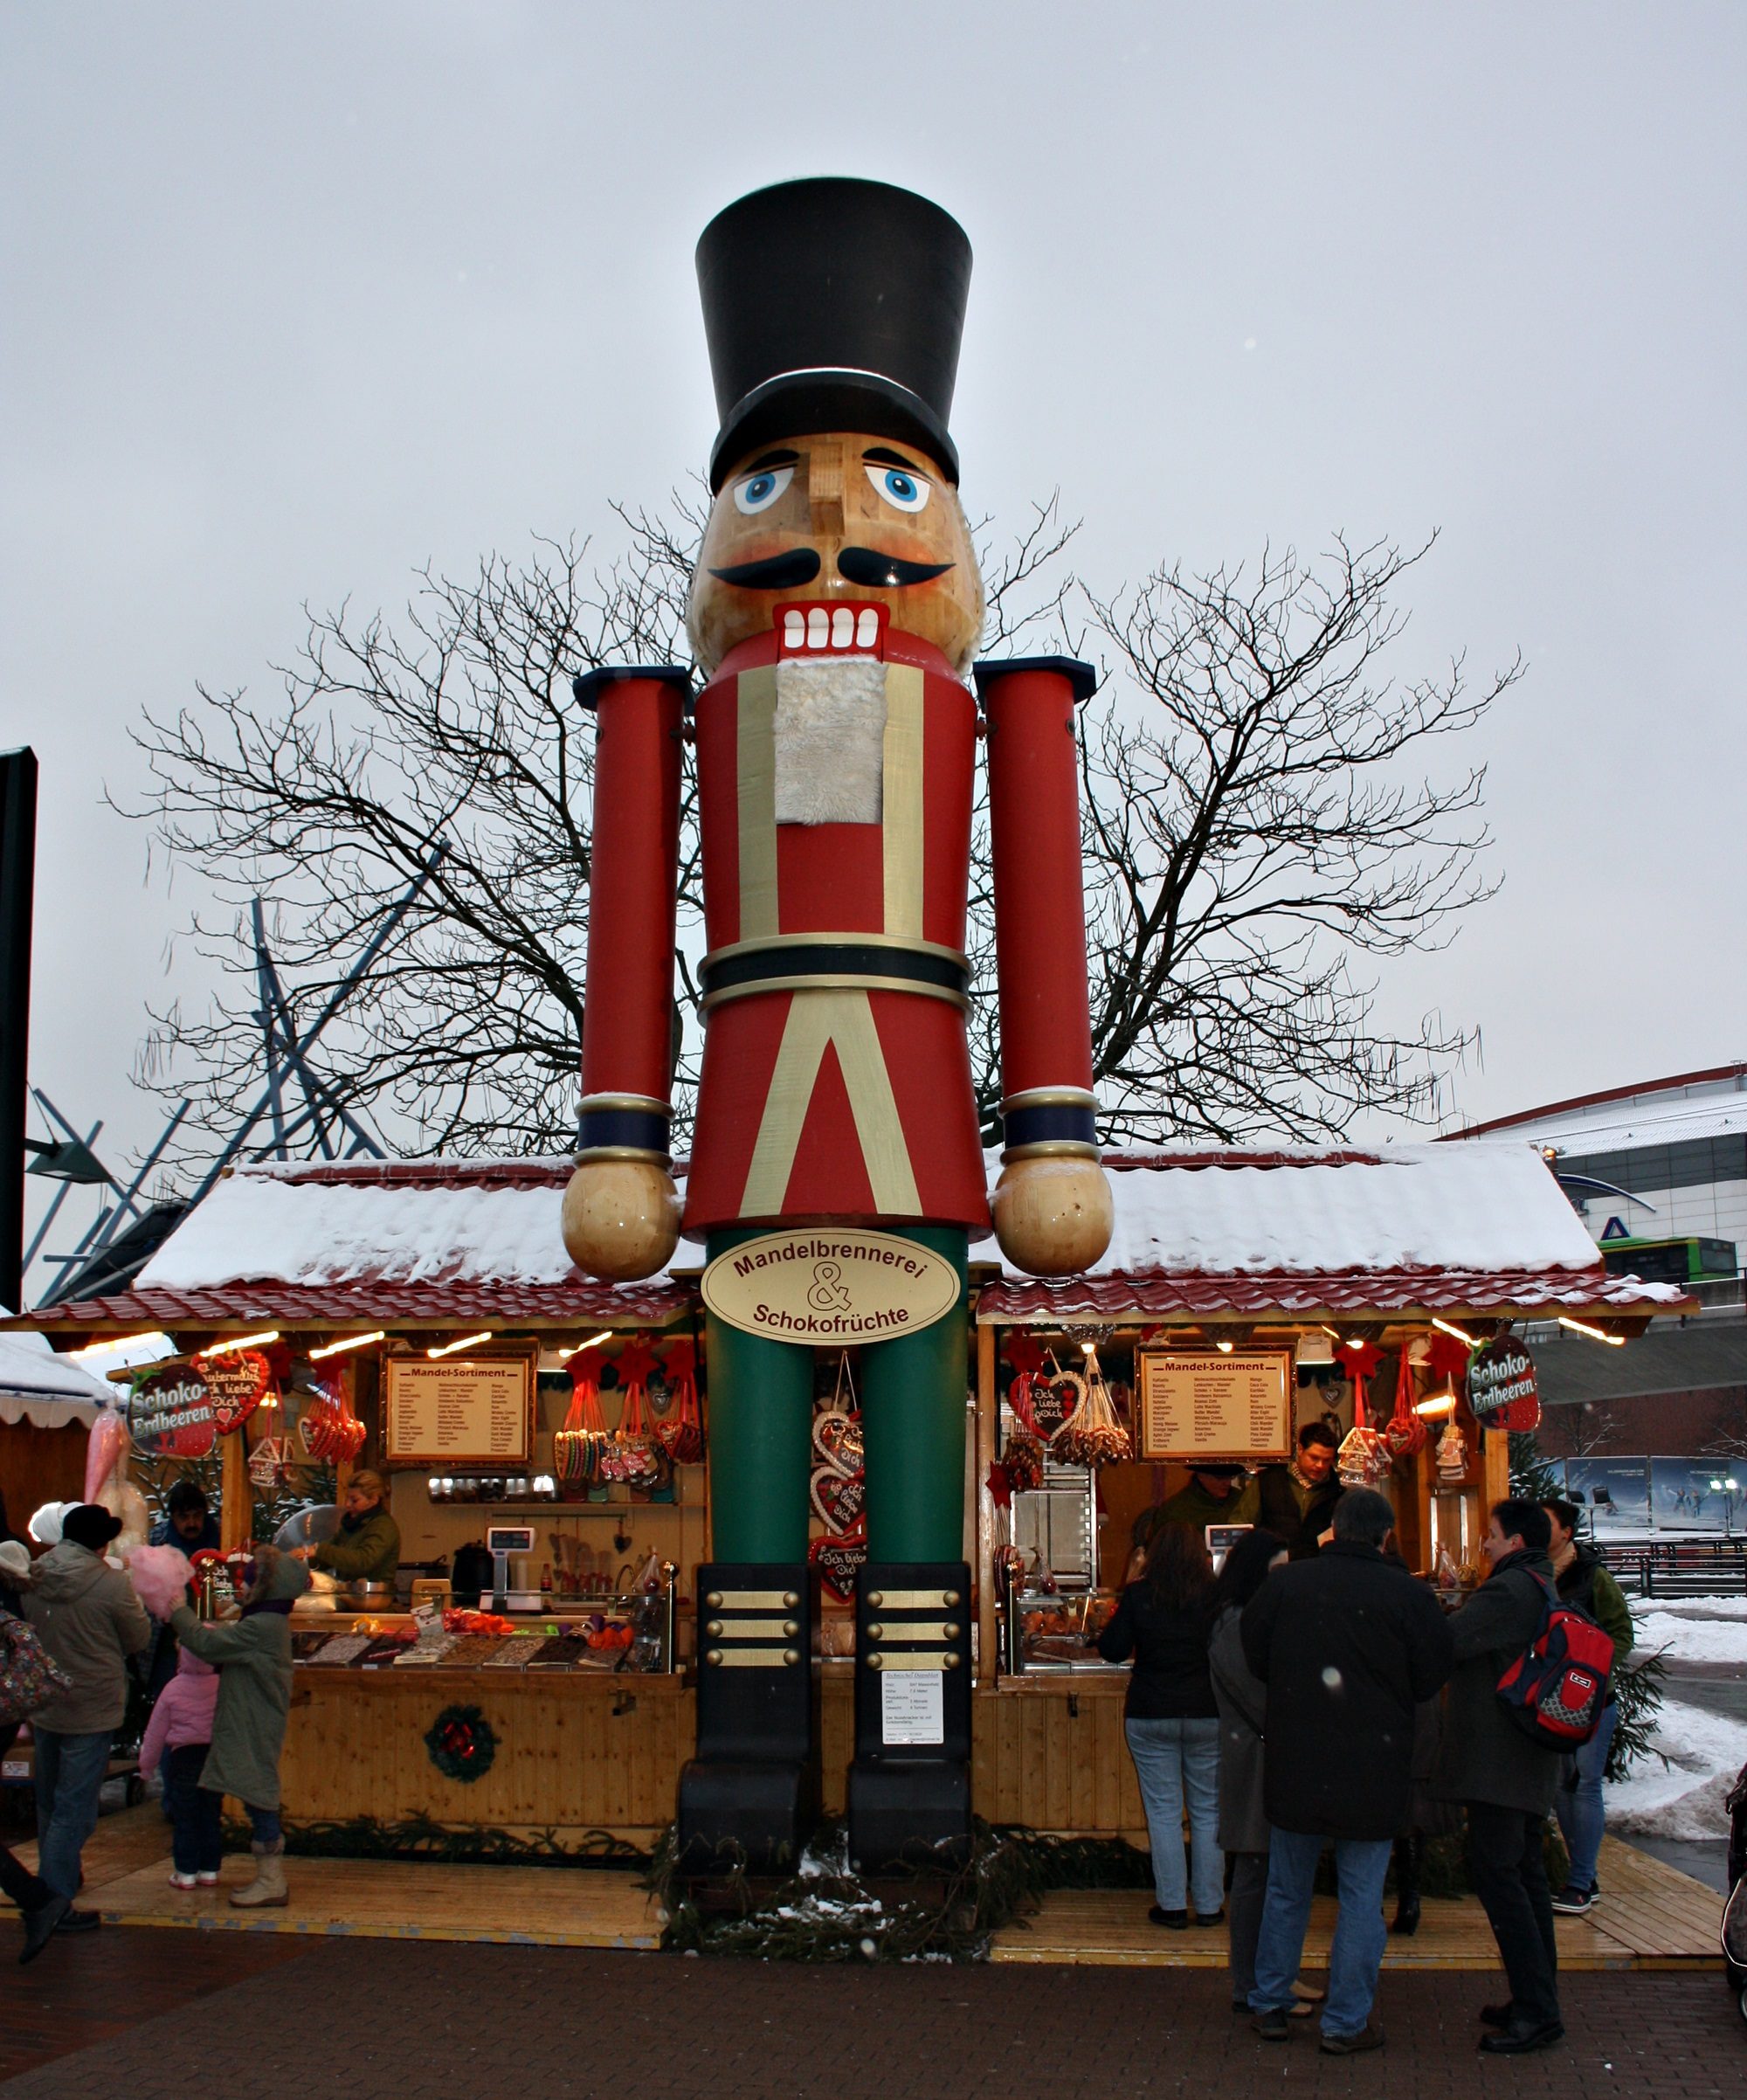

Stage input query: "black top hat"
[{"left": 697, "top": 177, "right": 971, "bottom": 491}]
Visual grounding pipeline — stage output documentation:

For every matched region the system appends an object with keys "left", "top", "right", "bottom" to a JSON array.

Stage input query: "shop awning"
[{"left": 0, "top": 1331, "right": 111, "bottom": 1426}]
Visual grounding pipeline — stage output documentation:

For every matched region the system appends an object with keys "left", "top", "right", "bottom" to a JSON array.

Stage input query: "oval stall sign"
[
  {"left": 1466, "top": 1337, "right": 1540, "bottom": 1432},
  {"left": 128, "top": 1365, "right": 218, "bottom": 1460},
  {"left": 701, "top": 1229, "right": 961, "bottom": 1344}
]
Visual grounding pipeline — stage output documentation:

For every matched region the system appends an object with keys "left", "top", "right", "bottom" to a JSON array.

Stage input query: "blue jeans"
[
  {"left": 1124, "top": 1715, "right": 1224, "bottom": 1916},
  {"left": 1554, "top": 1699, "right": 1617, "bottom": 1895},
  {"left": 31, "top": 1727, "right": 113, "bottom": 1899},
  {"left": 245, "top": 1802, "right": 282, "bottom": 1848},
  {"left": 1251, "top": 1825, "right": 1391, "bottom": 2039}
]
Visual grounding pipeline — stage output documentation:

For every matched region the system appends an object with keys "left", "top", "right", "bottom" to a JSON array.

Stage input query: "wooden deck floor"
[
  {"left": 8, "top": 1811, "right": 1720, "bottom": 1965},
  {"left": 989, "top": 1835, "right": 1723, "bottom": 1971}
]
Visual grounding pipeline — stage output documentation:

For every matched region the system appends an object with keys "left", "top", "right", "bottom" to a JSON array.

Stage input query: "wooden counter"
[
  {"left": 285, "top": 1655, "right": 1143, "bottom": 1850},
  {"left": 282, "top": 1666, "right": 694, "bottom": 1850}
]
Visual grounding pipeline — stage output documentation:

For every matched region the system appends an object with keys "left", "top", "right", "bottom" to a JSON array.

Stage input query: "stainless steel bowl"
[{"left": 343, "top": 1580, "right": 397, "bottom": 1608}]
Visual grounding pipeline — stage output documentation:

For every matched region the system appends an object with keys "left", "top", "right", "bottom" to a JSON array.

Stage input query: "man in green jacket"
[
  {"left": 1133, "top": 1464, "right": 1259, "bottom": 1559},
  {"left": 296, "top": 1471, "right": 401, "bottom": 1585},
  {"left": 1542, "top": 1497, "right": 1634, "bottom": 1918}
]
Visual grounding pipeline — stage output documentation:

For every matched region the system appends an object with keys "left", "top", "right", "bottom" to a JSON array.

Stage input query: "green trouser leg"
[
  {"left": 859, "top": 1226, "right": 970, "bottom": 1563},
  {"left": 703, "top": 1228, "right": 815, "bottom": 1562}
]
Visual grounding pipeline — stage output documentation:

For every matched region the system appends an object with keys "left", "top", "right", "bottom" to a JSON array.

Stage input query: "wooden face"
[{"left": 687, "top": 432, "right": 984, "bottom": 675}]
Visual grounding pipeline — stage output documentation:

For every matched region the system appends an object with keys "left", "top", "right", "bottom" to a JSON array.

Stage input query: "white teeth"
[
  {"left": 783, "top": 611, "right": 805, "bottom": 647},
  {"left": 831, "top": 606, "right": 854, "bottom": 647},
  {"left": 806, "top": 607, "right": 830, "bottom": 647},
  {"left": 777, "top": 604, "right": 885, "bottom": 654},
  {"left": 856, "top": 607, "right": 880, "bottom": 646}
]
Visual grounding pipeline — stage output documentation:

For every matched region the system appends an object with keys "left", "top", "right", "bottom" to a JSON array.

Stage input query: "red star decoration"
[
  {"left": 985, "top": 1460, "right": 1014, "bottom": 1509},
  {"left": 613, "top": 1338, "right": 660, "bottom": 1388},
  {"left": 1004, "top": 1334, "right": 1046, "bottom": 1376}
]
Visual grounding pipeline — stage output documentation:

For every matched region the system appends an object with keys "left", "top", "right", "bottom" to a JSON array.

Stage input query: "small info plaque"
[
  {"left": 880, "top": 1669, "right": 945, "bottom": 1746},
  {"left": 1136, "top": 1350, "right": 1292, "bottom": 1462}
]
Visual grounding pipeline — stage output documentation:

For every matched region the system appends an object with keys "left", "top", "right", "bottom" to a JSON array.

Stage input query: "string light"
[
  {"left": 309, "top": 1330, "right": 387, "bottom": 1360},
  {"left": 1558, "top": 1316, "right": 1626, "bottom": 1348},
  {"left": 426, "top": 1330, "right": 493, "bottom": 1360},
  {"left": 1215, "top": 1339, "right": 1235, "bottom": 1355},
  {"left": 1431, "top": 1317, "right": 1480, "bottom": 1349},
  {"left": 197, "top": 1330, "right": 280, "bottom": 1358}
]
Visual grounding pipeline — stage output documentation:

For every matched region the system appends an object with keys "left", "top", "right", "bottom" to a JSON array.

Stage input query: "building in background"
[{"left": 1451, "top": 1063, "right": 1747, "bottom": 1530}]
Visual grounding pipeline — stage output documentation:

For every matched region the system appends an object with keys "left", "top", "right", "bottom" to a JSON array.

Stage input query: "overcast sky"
[{"left": 3, "top": 3, "right": 1743, "bottom": 1263}]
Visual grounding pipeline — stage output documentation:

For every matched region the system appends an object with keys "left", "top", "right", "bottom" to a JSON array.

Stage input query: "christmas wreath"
[{"left": 424, "top": 1703, "right": 498, "bottom": 1784}]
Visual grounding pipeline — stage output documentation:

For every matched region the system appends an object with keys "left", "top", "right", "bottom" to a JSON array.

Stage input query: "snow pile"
[
  {"left": 1605, "top": 1698, "right": 1747, "bottom": 1839},
  {"left": 1087, "top": 1141, "right": 1609, "bottom": 1278},
  {"left": 1632, "top": 1610, "right": 1747, "bottom": 1666}
]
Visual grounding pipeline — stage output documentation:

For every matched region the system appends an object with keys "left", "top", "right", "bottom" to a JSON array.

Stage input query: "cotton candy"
[{"left": 128, "top": 1542, "right": 197, "bottom": 1621}]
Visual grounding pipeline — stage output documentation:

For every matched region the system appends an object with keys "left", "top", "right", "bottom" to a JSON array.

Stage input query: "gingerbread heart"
[
  {"left": 204, "top": 1351, "right": 271, "bottom": 1436},
  {"left": 1030, "top": 1371, "right": 1084, "bottom": 1440},
  {"left": 810, "top": 1464, "right": 866, "bottom": 1535},
  {"left": 811, "top": 1409, "right": 864, "bottom": 1475},
  {"left": 809, "top": 1530, "right": 867, "bottom": 1603}
]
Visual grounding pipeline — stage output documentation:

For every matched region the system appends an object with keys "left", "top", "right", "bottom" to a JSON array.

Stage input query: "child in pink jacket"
[{"left": 139, "top": 1646, "right": 221, "bottom": 1888}]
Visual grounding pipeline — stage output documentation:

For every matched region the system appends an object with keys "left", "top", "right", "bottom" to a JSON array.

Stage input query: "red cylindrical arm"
[
  {"left": 573, "top": 666, "right": 687, "bottom": 1161},
  {"left": 976, "top": 657, "right": 1100, "bottom": 1159}
]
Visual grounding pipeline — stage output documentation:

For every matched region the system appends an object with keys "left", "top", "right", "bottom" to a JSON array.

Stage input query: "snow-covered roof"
[
  {"left": 5, "top": 1142, "right": 1690, "bottom": 1337},
  {"left": 0, "top": 1330, "right": 112, "bottom": 1428}
]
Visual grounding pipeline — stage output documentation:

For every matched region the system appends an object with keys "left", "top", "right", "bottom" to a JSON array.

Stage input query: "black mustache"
[
  {"left": 836, "top": 548, "right": 955, "bottom": 588},
  {"left": 708, "top": 549, "right": 822, "bottom": 590}
]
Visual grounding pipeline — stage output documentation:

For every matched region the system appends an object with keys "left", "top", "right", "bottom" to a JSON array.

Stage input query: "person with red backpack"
[{"left": 1431, "top": 1499, "right": 1568, "bottom": 2055}]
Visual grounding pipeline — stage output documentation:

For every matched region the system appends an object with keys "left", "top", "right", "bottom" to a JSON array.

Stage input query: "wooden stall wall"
[{"left": 0, "top": 1420, "right": 86, "bottom": 1537}]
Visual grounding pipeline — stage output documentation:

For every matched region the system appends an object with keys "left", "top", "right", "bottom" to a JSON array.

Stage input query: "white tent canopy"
[{"left": 0, "top": 1330, "right": 111, "bottom": 1429}]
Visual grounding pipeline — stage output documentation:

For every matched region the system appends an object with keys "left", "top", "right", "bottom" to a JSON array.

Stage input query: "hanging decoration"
[
  {"left": 601, "top": 1337, "right": 664, "bottom": 1485},
  {"left": 1027, "top": 1350, "right": 1085, "bottom": 1446},
  {"left": 1053, "top": 1350, "right": 1131, "bottom": 1468},
  {"left": 555, "top": 1347, "right": 611, "bottom": 1485},
  {"left": 247, "top": 1434, "right": 290, "bottom": 1490},
  {"left": 1002, "top": 1332, "right": 1047, "bottom": 1437},
  {"left": 299, "top": 1370, "right": 366, "bottom": 1463},
  {"left": 1424, "top": 1330, "right": 1473, "bottom": 1384},
  {"left": 127, "top": 1366, "right": 217, "bottom": 1462},
  {"left": 1466, "top": 1336, "right": 1541, "bottom": 1433},
  {"left": 1336, "top": 1371, "right": 1391, "bottom": 1487},
  {"left": 424, "top": 1703, "right": 499, "bottom": 1784},
  {"left": 652, "top": 1336, "right": 706, "bottom": 1466},
  {"left": 1384, "top": 1349, "right": 1428, "bottom": 1458},
  {"left": 1335, "top": 1336, "right": 1384, "bottom": 1382},
  {"left": 809, "top": 1528, "right": 867, "bottom": 1604},
  {"left": 1435, "top": 1417, "right": 1470, "bottom": 1485},
  {"left": 202, "top": 1350, "right": 273, "bottom": 1437},
  {"left": 809, "top": 1355, "right": 866, "bottom": 1537}
]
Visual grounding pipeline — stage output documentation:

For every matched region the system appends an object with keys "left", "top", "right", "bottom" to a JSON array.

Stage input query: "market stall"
[{"left": 7, "top": 1141, "right": 1689, "bottom": 1855}]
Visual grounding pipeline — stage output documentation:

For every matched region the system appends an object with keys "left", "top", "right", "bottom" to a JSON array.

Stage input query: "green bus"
[{"left": 1599, "top": 1234, "right": 1739, "bottom": 1287}]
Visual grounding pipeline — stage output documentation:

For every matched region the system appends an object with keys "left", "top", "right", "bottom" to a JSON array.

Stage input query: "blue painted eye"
[
  {"left": 732, "top": 465, "right": 794, "bottom": 515},
  {"left": 866, "top": 464, "right": 931, "bottom": 513}
]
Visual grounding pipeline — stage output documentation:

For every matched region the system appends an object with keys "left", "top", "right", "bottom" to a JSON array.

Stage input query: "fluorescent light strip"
[
  {"left": 427, "top": 1330, "right": 493, "bottom": 1360},
  {"left": 1430, "top": 1317, "right": 1480, "bottom": 1349},
  {"left": 197, "top": 1330, "right": 280, "bottom": 1358},
  {"left": 555, "top": 1330, "right": 614, "bottom": 1361},
  {"left": 1558, "top": 1316, "right": 1626, "bottom": 1347},
  {"left": 68, "top": 1332, "right": 164, "bottom": 1359},
  {"left": 1415, "top": 1392, "right": 1457, "bottom": 1418},
  {"left": 308, "top": 1330, "right": 387, "bottom": 1361}
]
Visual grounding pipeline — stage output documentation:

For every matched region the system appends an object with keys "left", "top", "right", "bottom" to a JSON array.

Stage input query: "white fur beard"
[{"left": 772, "top": 657, "right": 887, "bottom": 825}]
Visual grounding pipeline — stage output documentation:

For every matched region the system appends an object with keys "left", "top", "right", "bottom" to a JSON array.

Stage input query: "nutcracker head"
[{"left": 687, "top": 178, "right": 984, "bottom": 676}]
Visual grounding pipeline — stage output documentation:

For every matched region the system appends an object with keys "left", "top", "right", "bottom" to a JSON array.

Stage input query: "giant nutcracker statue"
[{"left": 562, "top": 178, "right": 1112, "bottom": 1867}]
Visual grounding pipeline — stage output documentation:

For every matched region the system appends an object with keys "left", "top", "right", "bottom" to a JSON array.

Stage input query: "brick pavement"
[{"left": 1, "top": 1932, "right": 1741, "bottom": 2098}]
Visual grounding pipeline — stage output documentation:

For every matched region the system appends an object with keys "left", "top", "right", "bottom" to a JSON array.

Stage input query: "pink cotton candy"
[
  {"left": 83, "top": 1406, "right": 129, "bottom": 1504},
  {"left": 128, "top": 1542, "right": 195, "bottom": 1621}
]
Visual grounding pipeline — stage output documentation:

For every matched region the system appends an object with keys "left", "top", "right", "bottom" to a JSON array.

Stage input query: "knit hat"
[
  {"left": 61, "top": 1503, "right": 125, "bottom": 1551},
  {"left": 0, "top": 1538, "right": 31, "bottom": 1584}
]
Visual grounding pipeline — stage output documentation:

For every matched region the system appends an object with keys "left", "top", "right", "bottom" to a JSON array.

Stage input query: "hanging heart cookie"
[
  {"left": 811, "top": 1409, "right": 864, "bottom": 1476},
  {"left": 810, "top": 1464, "right": 867, "bottom": 1536}
]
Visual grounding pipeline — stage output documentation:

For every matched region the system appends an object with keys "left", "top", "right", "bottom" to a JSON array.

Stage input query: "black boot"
[
  {"left": 1391, "top": 1833, "right": 1423, "bottom": 1937},
  {"left": 676, "top": 1563, "right": 814, "bottom": 1872},
  {"left": 846, "top": 1562, "right": 972, "bottom": 1874}
]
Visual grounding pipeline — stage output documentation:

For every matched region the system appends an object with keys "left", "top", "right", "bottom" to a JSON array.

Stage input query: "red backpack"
[{"left": 1495, "top": 1574, "right": 1614, "bottom": 1751}]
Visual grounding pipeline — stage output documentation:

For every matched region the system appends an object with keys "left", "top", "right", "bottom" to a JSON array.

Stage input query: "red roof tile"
[{"left": 15, "top": 1278, "right": 692, "bottom": 1335}]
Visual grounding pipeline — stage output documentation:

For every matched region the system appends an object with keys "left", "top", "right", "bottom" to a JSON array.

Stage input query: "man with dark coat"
[
  {"left": 1253, "top": 1422, "right": 1342, "bottom": 1559},
  {"left": 1240, "top": 1487, "right": 1454, "bottom": 2055},
  {"left": 1432, "top": 1499, "right": 1566, "bottom": 2055}
]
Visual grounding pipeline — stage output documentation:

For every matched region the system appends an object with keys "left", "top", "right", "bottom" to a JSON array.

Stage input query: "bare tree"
[{"left": 121, "top": 509, "right": 1512, "bottom": 1172}]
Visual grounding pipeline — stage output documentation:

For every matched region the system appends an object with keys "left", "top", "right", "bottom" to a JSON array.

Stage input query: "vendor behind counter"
[
  {"left": 296, "top": 1470, "right": 401, "bottom": 1585},
  {"left": 1134, "top": 1464, "right": 1258, "bottom": 1555}
]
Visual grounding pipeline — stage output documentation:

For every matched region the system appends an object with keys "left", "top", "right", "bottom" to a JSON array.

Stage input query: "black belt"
[{"left": 699, "top": 938, "right": 970, "bottom": 1009}]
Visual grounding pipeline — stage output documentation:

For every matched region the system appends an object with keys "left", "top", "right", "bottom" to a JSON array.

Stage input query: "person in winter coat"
[
  {"left": 1097, "top": 1522, "right": 1223, "bottom": 1925},
  {"left": 137, "top": 1645, "right": 222, "bottom": 1888},
  {"left": 296, "top": 1471, "right": 400, "bottom": 1585},
  {"left": 1542, "top": 1497, "right": 1633, "bottom": 1916},
  {"left": 1253, "top": 1423, "right": 1343, "bottom": 1560},
  {"left": 163, "top": 1544, "right": 308, "bottom": 1908},
  {"left": 21, "top": 1503, "right": 151, "bottom": 1929},
  {"left": 1208, "top": 1526, "right": 1322, "bottom": 2016},
  {"left": 1240, "top": 1488, "right": 1455, "bottom": 2055},
  {"left": 1433, "top": 1498, "right": 1567, "bottom": 2054},
  {"left": 1, "top": 1545, "right": 74, "bottom": 1962},
  {"left": 142, "top": 1479, "right": 222, "bottom": 1708}
]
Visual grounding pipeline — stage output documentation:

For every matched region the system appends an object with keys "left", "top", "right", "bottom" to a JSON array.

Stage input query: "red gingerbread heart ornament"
[
  {"left": 809, "top": 1529, "right": 868, "bottom": 1604},
  {"left": 810, "top": 1465, "right": 867, "bottom": 1535},
  {"left": 203, "top": 1351, "right": 272, "bottom": 1436}
]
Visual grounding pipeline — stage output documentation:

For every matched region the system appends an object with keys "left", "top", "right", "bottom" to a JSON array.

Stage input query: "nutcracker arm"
[
  {"left": 974, "top": 656, "right": 1112, "bottom": 1275},
  {"left": 562, "top": 666, "right": 689, "bottom": 1281}
]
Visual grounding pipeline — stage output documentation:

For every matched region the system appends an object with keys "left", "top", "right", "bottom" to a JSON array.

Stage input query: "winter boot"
[{"left": 229, "top": 1841, "right": 289, "bottom": 1909}]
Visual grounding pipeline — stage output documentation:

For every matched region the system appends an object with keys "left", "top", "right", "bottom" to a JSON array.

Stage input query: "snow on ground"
[
  {"left": 1631, "top": 1609, "right": 1747, "bottom": 1665},
  {"left": 1631, "top": 1594, "right": 1747, "bottom": 1620},
  {"left": 1605, "top": 1697, "right": 1747, "bottom": 1840}
]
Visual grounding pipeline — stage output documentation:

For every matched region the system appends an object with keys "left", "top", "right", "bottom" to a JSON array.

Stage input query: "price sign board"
[
  {"left": 383, "top": 1347, "right": 536, "bottom": 1468},
  {"left": 1136, "top": 1349, "right": 1293, "bottom": 1462}
]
